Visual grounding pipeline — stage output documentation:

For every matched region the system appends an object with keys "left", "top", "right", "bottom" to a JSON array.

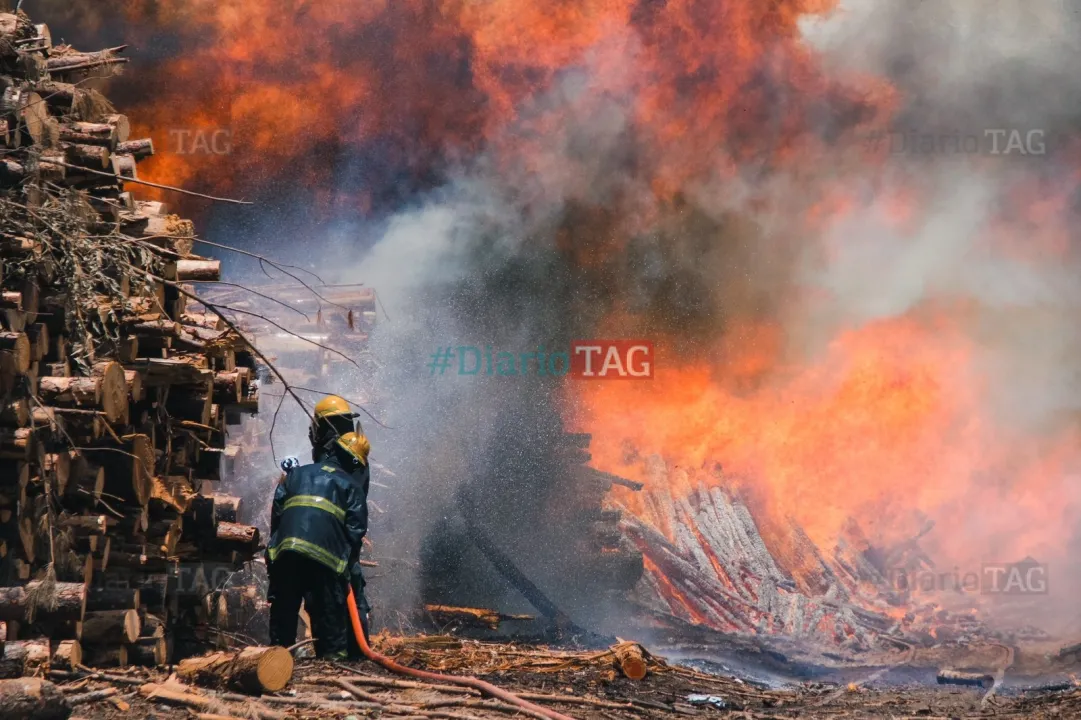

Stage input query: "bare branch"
[
  {"left": 53, "top": 160, "right": 254, "bottom": 204},
  {"left": 290, "top": 385, "right": 392, "bottom": 430}
]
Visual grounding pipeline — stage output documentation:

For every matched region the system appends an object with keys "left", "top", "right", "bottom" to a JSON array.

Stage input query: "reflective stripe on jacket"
[{"left": 268, "top": 453, "right": 369, "bottom": 574}]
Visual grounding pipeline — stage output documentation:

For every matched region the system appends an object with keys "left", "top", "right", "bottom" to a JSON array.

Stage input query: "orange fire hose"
[{"left": 346, "top": 587, "right": 579, "bottom": 720}]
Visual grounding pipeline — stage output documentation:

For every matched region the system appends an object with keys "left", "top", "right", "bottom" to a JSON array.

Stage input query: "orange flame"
[{"left": 80, "top": 0, "right": 891, "bottom": 213}]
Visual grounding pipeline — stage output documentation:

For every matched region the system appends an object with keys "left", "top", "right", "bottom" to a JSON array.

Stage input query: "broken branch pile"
[{"left": 0, "top": 6, "right": 264, "bottom": 676}]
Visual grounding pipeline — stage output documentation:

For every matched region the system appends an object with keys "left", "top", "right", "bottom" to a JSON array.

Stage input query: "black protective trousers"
[{"left": 268, "top": 551, "right": 370, "bottom": 659}]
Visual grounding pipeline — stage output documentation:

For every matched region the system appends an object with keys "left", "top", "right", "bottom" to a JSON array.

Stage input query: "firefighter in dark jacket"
[{"left": 267, "top": 395, "right": 372, "bottom": 659}]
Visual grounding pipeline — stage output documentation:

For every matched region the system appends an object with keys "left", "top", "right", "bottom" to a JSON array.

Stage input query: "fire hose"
[{"left": 345, "top": 586, "right": 578, "bottom": 720}]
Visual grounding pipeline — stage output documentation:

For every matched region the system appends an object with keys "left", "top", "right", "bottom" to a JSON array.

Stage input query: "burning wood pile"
[
  {"left": 0, "top": 7, "right": 266, "bottom": 676},
  {"left": 616, "top": 457, "right": 1011, "bottom": 652}
]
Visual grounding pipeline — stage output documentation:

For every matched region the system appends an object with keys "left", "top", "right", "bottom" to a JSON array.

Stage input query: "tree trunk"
[
  {"left": 81, "top": 609, "right": 139, "bottom": 645},
  {"left": 0, "top": 678, "right": 71, "bottom": 720},
  {"left": 176, "top": 646, "right": 294, "bottom": 693}
]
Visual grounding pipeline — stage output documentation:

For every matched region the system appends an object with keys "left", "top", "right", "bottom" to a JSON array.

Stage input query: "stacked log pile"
[{"left": 0, "top": 7, "right": 264, "bottom": 674}]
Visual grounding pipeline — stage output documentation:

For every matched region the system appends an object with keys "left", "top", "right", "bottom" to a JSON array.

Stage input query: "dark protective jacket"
[{"left": 268, "top": 450, "right": 369, "bottom": 574}]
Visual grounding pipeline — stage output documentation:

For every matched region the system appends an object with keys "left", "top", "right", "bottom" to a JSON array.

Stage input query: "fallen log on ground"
[
  {"left": 0, "top": 678, "right": 71, "bottom": 720},
  {"left": 176, "top": 645, "right": 294, "bottom": 693}
]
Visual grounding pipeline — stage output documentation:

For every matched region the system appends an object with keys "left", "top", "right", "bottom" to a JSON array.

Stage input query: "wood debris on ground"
[{"left": 5, "top": 635, "right": 1075, "bottom": 719}]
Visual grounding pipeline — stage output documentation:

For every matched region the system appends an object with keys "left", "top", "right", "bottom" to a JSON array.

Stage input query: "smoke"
[
  {"left": 795, "top": 1, "right": 1081, "bottom": 632},
  {"left": 35, "top": 0, "right": 1081, "bottom": 637}
]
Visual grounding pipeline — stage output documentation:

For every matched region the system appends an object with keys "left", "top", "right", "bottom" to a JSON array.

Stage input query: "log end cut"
[
  {"left": 235, "top": 644, "right": 293, "bottom": 693},
  {"left": 612, "top": 641, "right": 648, "bottom": 681}
]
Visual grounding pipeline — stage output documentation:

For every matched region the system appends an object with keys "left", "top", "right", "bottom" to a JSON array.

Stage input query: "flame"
[
  {"left": 571, "top": 301, "right": 1081, "bottom": 605},
  {"left": 80, "top": 0, "right": 891, "bottom": 212}
]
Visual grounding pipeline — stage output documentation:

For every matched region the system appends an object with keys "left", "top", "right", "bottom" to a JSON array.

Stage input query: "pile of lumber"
[
  {"left": 615, "top": 456, "right": 990, "bottom": 650},
  {"left": 0, "top": 6, "right": 264, "bottom": 676}
]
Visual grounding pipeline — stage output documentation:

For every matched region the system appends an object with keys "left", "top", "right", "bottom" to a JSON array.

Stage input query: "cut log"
[
  {"left": 213, "top": 371, "right": 242, "bottom": 403},
  {"left": 176, "top": 260, "right": 221, "bottom": 282},
  {"left": 63, "top": 142, "right": 110, "bottom": 169},
  {"left": 46, "top": 46, "right": 129, "bottom": 75},
  {"left": 19, "top": 639, "right": 50, "bottom": 676},
  {"left": 0, "top": 678, "right": 71, "bottom": 720},
  {"left": 81, "top": 609, "right": 140, "bottom": 645},
  {"left": 115, "top": 138, "right": 153, "bottom": 159},
  {"left": 210, "top": 494, "right": 242, "bottom": 524},
  {"left": 0, "top": 640, "right": 25, "bottom": 678},
  {"left": 123, "top": 369, "right": 143, "bottom": 402},
  {"left": 0, "top": 331, "right": 30, "bottom": 372},
  {"left": 51, "top": 639, "right": 81, "bottom": 671},
  {"left": 3, "top": 88, "right": 49, "bottom": 146},
  {"left": 937, "top": 669, "right": 995, "bottom": 688},
  {"left": 59, "top": 121, "right": 118, "bottom": 147},
  {"left": 216, "top": 522, "right": 260, "bottom": 552},
  {"left": 42, "top": 453, "right": 71, "bottom": 493},
  {"left": 611, "top": 642, "right": 648, "bottom": 680},
  {"left": 176, "top": 645, "right": 294, "bottom": 693},
  {"left": 0, "top": 582, "right": 87, "bottom": 622},
  {"left": 423, "top": 604, "right": 533, "bottom": 630},
  {"left": 38, "top": 376, "right": 100, "bottom": 409},
  {"left": 0, "top": 397, "right": 28, "bottom": 427},
  {"left": 126, "top": 636, "right": 166, "bottom": 667},
  {"left": 81, "top": 643, "right": 126, "bottom": 668},
  {"left": 65, "top": 461, "right": 104, "bottom": 504},
  {"left": 0, "top": 428, "right": 34, "bottom": 460},
  {"left": 58, "top": 514, "right": 107, "bottom": 535},
  {"left": 90, "top": 360, "right": 127, "bottom": 423},
  {"left": 96, "top": 433, "right": 153, "bottom": 505},
  {"left": 141, "top": 613, "right": 166, "bottom": 639}
]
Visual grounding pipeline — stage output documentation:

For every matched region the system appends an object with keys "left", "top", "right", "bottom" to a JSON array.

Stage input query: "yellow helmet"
[
  {"left": 336, "top": 432, "right": 371, "bottom": 466},
  {"left": 314, "top": 395, "right": 358, "bottom": 420}
]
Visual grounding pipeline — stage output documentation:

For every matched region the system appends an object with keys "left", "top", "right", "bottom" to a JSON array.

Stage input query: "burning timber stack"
[{"left": 0, "top": 9, "right": 264, "bottom": 674}]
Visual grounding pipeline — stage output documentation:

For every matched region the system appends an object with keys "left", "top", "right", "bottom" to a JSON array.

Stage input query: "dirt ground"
[{"left": 49, "top": 634, "right": 1081, "bottom": 720}]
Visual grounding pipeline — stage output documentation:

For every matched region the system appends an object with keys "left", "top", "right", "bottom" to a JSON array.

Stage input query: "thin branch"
[
  {"left": 268, "top": 389, "right": 288, "bottom": 461},
  {"left": 189, "top": 237, "right": 353, "bottom": 315},
  {"left": 53, "top": 160, "right": 254, "bottom": 204},
  {"left": 186, "top": 280, "right": 311, "bottom": 321},
  {"left": 290, "top": 385, "right": 392, "bottom": 430},
  {"left": 191, "top": 237, "right": 325, "bottom": 284},
  {"left": 212, "top": 302, "right": 364, "bottom": 371}
]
